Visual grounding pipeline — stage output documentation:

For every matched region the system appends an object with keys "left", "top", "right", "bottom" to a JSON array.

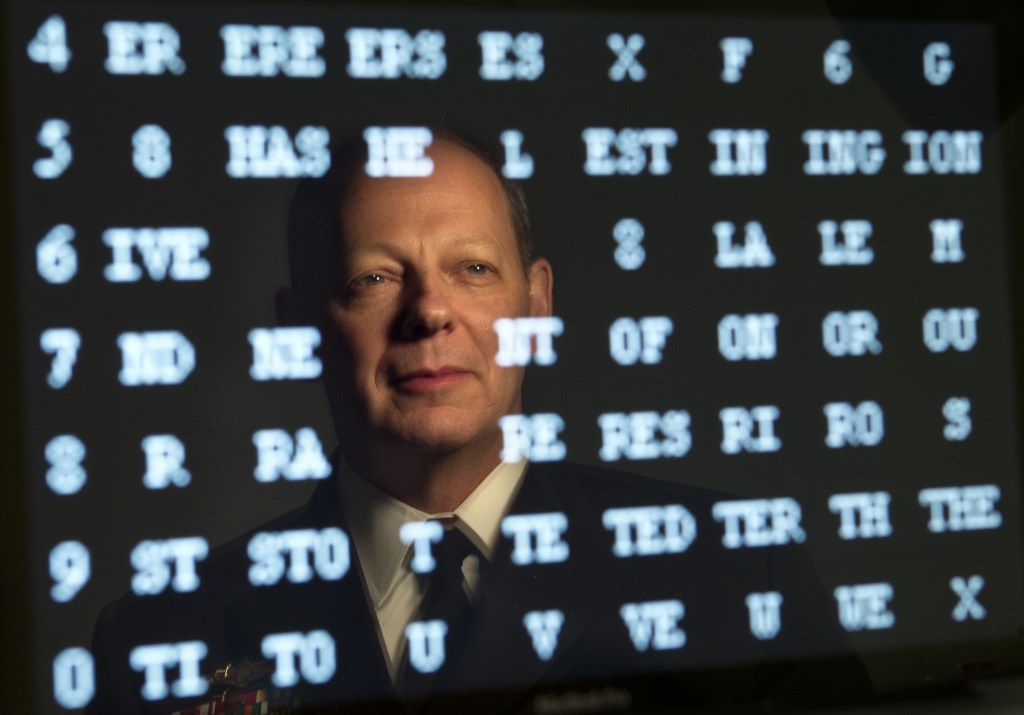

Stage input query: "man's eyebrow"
[
  {"left": 343, "top": 235, "right": 503, "bottom": 259},
  {"left": 444, "top": 236, "right": 503, "bottom": 251}
]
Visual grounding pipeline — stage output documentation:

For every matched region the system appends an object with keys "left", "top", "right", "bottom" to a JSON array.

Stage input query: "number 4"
[{"left": 27, "top": 15, "right": 71, "bottom": 72}]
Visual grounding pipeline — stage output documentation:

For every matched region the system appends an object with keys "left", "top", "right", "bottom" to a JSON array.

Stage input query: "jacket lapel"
[
  {"left": 312, "top": 477, "right": 396, "bottom": 702},
  {"left": 233, "top": 477, "right": 396, "bottom": 705},
  {"left": 328, "top": 542, "right": 397, "bottom": 702}
]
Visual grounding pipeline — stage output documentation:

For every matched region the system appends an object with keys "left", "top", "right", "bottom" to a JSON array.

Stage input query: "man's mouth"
[{"left": 392, "top": 367, "right": 471, "bottom": 393}]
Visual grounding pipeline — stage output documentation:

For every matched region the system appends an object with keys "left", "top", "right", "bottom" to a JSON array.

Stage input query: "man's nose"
[{"left": 398, "top": 275, "right": 454, "bottom": 339}]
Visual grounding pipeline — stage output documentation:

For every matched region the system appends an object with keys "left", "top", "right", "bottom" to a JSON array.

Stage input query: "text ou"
[
  {"left": 828, "top": 492, "right": 893, "bottom": 540},
  {"left": 835, "top": 583, "right": 895, "bottom": 631},
  {"left": 27, "top": 15, "right": 71, "bottom": 73},
  {"left": 931, "top": 219, "right": 964, "bottom": 263},
  {"left": 822, "top": 310, "right": 881, "bottom": 356},
  {"left": 34, "top": 118, "right": 72, "bottom": 179},
  {"left": 129, "top": 641, "right": 207, "bottom": 701},
  {"left": 37, "top": 224, "right": 77, "bottom": 283},
  {"left": 499, "top": 413, "right": 566, "bottom": 462},
  {"left": 923, "top": 42, "right": 954, "bottom": 85},
  {"left": 50, "top": 540, "right": 91, "bottom": 602},
  {"left": 524, "top": 610, "right": 565, "bottom": 661},
  {"left": 922, "top": 308, "right": 978, "bottom": 352},
  {"left": 494, "top": 316, "right": 563, "bottom": 366},
  {"left": 607, "top": 33, "right": 645, "bottom": 81},
  {"left": 41, "top": 328, "right": 80, "bottom": 388},
  {"left": 803, "top": 130, "right": 885, "bottom": 175},
  {"left": 582, "top": 128, "right": 677, "bottom": 176},
  {"left": 620, "top": 600, "right": 685, "bottom": 651},
  {"left": 747, "top": 591, "right": 783, "bottom": 640},
  {"left": 119, "top": 331, "right": 195, "bottom": 386},
  {"left": 709, "top": 129, "right": 768, "bottom": 176},
  {"left": 823, "top": 401, "right": 884, "bottom": 448},
  {"left": 104, "top": 21, "right": 185, "bottom": 75},
  {"left": 142, "top": 435, "right": 190, "bottom": 489},
  {"left": 603, "top": 504, "right": 696, "bottom": 557},
  {"left": 45, "top": 434, "right": 86, "bottom": 495},
  {"left": 919, "top": 485, "right": 1001, "bottom": 533},
  {"left": 718, "top": 313, "right": 778, "bottom": 361},
  {"left": 478, "top": 31, "right": 543, "bottom": 80},
  {"left": 53, "top": 647, "right": 94, "bottom": 709},
  {"left": 131, "top": 537, "right": 208, "bottom": 596},
  {"left": 823, "top": 40, "right": 852, "bottom": 84},
  {"left": 819, "top": 220, "right": 873, "bottom": 265},
  {"left": 345, "top": 28, "right": 445, "bottom": 79},
  {"left": 500, "top": 129, "right": 533, "bottom": 179},
  {"left": 714, "top": 220, "right": 775, "bottom": 268},
  {"left": 132, "top": 125, "right": 171, "bottom": 178},
  {"left": 221, "top": 25, "right": 325, "bottom": 77},
  {"left": 613, "top": 218, "right": 645, "bottom": 270},
  {"left": 364, "top": 126, "right": 433, "bottom": 177},
  {"left": 249, "top": 327, "right": 321, "bottom": 380},
  {"left": 713, "top": 498, "right": 805, "bottom": 548},
  {"left": 502, "top": 512, "right": 569, "bottom": 565},
  {"left": 225, "top": 125, "right": 330, "bottom": 178},
  {"left": 609, "top": 316, "right": 672, "bottom": 365},
  {"left": 247, "top": 528, "right": 350, "bottom": 586},
  {"left": 720, "top": 405, "right": 780, "bottom": 454},
  {"left": 903, "top": 130, "right": 981, "bottom": 174},
  {"left": 720, "top": 37, "right": 752, "bottom": 82},
  {"left": 943, "top": 397, "right": 972, "bottom": 441},
  {"left": 253, "top": 428, "right": 332, "bottom": 482},
  {"left": 597, "top": 410, "right": 691, "bottom": 461},
  {"left": 262, "top": 631, "right": 336, "bottom": 687},
  {"left": 103, "top": 227, "right": 209, "bottom": 282}
]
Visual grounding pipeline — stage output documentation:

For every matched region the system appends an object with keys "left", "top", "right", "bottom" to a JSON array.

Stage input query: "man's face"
[{"left": 320, "top": 140, "right": 551, "bottom": 463}]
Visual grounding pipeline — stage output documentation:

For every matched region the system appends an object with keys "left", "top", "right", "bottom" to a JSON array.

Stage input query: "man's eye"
[
  {"left": 466, "top": 263, "right": 490, "bottom": 275},
  {"left": 357, "top": 273, "right": 384, "bottom": 286}
]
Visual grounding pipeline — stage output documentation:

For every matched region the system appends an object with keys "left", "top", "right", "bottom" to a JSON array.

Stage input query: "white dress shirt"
[{"left": 338, "top": 457, "right": 528, "bottom": 681}]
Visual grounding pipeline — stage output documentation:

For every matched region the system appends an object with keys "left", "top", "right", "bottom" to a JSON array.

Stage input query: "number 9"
[{"left": 50, "top": 540, "right": 90, "bottom": 603}]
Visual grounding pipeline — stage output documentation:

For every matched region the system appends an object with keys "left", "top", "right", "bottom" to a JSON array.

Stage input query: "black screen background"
[{"left": 5, "top": 1, "right": 1024, "bottom": 711}]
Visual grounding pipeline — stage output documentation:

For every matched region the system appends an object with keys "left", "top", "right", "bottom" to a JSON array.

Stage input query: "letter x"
[
  {"left": 608, "top": 33, "right": 646, "bottom": 81},
  {"left": 950, "top": 575, "right": 986, "bottom": 622}
]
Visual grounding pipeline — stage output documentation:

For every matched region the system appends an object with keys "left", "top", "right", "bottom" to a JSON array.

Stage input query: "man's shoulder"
[
  {"left": 513, "top": 461, "right": 869, "bottom": 691},
  {"left": 91, "top": 490, "right": 335, "bottom": 649},
  {"left": 207, "top": 480, "right": 341, "bottom": 562},
  {"left": 87, "top": 479, "right": 385, "bottom": 713}
]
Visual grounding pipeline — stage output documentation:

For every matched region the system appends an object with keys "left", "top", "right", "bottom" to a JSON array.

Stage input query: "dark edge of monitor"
[{"left": 0, "top": 0, "right": 32, "bottom": 711}]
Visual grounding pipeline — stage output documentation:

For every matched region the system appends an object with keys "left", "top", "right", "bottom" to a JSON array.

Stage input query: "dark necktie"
[{"left": 399, "top": 525, "right": 477, "bottom": 696}]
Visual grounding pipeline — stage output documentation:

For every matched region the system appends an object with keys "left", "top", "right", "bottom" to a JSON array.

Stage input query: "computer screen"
[{"left": 4, "top": 0, "right": 1023, "bottom": 712}]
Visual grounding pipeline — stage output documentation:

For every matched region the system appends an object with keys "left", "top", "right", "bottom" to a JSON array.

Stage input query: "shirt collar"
[{"left": 338, "top": 456, "right": 528, "bottom": 609}]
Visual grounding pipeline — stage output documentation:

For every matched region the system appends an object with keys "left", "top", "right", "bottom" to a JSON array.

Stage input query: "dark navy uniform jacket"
[{"left": 89, "top": 461, "right": 871, "bottom": 714}]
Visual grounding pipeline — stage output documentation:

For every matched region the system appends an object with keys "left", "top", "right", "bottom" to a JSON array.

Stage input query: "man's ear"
[
  {"left": 275, "top": 286, "right": 314, "bottom": 327},
  {"left": 528, "top": 258, "right": 553, "bottom": 318}
]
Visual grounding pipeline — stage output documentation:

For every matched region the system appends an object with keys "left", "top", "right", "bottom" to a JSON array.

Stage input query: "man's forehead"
[
  {"left": 340, "top": 233, "right": 507, "bottom": 261},
  {"left": 345, "top": 138, "right": 504, "bottom": 200},
  {"left": 336, "top": 139, "right": 514, "bottom": 246}
]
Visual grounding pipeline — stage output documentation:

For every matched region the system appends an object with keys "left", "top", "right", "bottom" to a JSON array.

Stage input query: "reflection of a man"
[
  {"left": 278, "top": 133, "right": 553, "bottom": 683},
  {"left": 276, "top": 132, "right": 869, "bottom": 705},
  {"left": 91, "top": 130, "right": 870, "bottom": 715}
]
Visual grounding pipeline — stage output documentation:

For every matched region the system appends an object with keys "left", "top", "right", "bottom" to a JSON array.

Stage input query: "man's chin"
[
  {"left": 388, "top": 430, "right": 486, "bottom": 455},
  {"left": 377, "top": 415, "right": 499, "bottom": 457}
]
